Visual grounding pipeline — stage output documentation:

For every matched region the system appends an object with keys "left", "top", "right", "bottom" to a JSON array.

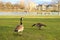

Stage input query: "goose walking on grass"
[{"left": 14, "top": 17, "right": 24, "bottom": 35}]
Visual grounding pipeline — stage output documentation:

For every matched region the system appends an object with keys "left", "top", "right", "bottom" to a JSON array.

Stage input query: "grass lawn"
[{"left": 0, "top": 18, "right": 60, "bottom": 40}]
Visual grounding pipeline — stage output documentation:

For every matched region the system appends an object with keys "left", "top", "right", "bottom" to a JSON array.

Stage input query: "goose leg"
[
  {"left": 39, "top": 26, "right": 41, "bottom": 30},
  {"left": 19, "top": 31, "right": 23, "bottom": 36}
]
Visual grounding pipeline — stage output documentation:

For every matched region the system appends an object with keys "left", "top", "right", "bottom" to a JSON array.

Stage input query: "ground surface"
[{"left": 0, "top": 18, "right": 60, "bottom": 40}]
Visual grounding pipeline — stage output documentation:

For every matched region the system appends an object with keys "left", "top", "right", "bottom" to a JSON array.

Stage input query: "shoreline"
[{"left": 0, "top": 16, "right": 60, "bottom": 18}]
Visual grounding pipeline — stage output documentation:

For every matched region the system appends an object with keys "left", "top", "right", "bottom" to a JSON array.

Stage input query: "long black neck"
[{"left": 20, "top": 17, "right": 23, "bottom": 25}]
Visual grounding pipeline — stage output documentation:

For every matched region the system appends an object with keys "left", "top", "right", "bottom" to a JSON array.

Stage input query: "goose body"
[
  {"left": 15, "top": 25, "right": 24, "bottom": 32},
  {"left": 32, "top": 23, "right": 46, "bottom": 30}
]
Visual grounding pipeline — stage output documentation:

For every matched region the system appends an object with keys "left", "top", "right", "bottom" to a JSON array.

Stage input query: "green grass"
[
  {"left": 0, "top": 18, "right": 60, "bottom": 40},
  {"left": 0, "top": 16, "right": 60, "bottom": 18}
]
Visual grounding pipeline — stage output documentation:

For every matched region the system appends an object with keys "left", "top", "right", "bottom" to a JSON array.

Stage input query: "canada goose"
[
  {"left": 32, "top": 23, "right": 46, "bottom": 30},
  {"left": 14, "top": 17, "right": 24, "bottom": 34}
]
